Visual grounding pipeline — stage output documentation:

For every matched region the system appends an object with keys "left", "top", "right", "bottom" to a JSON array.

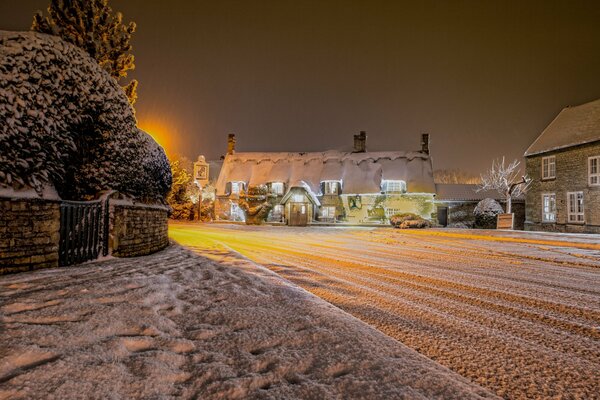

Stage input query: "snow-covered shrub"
[
  {"left": 0, "top": 31, "right": 171, "bottom": 201},
  {"left": 239, "top": 185, "right": 272, "bottom": 225},
  {"left": 473, "top": 198, "right": 504, "bottom": 229},
  {"left": 448, "top": 221, "right": 473, "bottom": 229},
  {"left": 389, "top": 213, "right": 431, "bottom": 229}
]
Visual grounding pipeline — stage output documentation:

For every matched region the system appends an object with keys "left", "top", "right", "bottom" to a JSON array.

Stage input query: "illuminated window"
[
  {"left": 382, "top": 180, "right": 407, "bottom": 193},
  {"left": 567, "top": 192, "right": 584, "bottom": 223},
  {"left": 322, "top": 181, "right": 339, "bottom": 195},
  {"left": 268, "top": 205, "right": 284, "bottom": 222},
  {"left": 589, "top": 156, "right": 600, "bottom": 186},
  {"left": 542, "top": 156, "right": 556, "bottom": 180},
  {"left": 230, "top": 181, "right": 245, "bottom": 195},
  {"left": 270, "top": 182, "right": 285, "bottom": 195},
  {"left": 542, "top": 194, "right": 556, "bottom": 222},
  {"left": 320, "top": 206, "right": 335, "bottom": 219},
  {"left": 292, "top": 194, "right": 304, "bottom": 202}
]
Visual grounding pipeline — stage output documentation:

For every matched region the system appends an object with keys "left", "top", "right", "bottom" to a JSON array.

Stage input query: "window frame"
[
  {"left": 322, "top": 180, "right": 340, "bottom": 195},
  {"left": 589, "top": 156, "right": 600, "bottom": 186},
  {"left": 269, "top": 182, "right": 285, "bottom": 195},
  {"left": 381, "top": 180, "right": 407, "bottom": 194},
  {"left": 320, "top": 206, "right": 336, "bottom": 219},
  {"left": 567, "top": 191, "right": 584, "bottom": 224},
  {"left": 230, "top": 181, "right": 245, "bottom": 195},
  {"left": 541, "top": 193, "right": 556, "bottom": 223},
  {"left": 541, "top": 156, "right": 556, "bottom": 180}
]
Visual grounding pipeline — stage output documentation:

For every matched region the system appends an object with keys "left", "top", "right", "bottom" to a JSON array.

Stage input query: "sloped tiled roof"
[{"left": 525, "top": 98, "right": 600, "bottom": 156}]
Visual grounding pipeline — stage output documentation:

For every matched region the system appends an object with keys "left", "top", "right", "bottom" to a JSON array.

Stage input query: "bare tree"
[{"left": 478, "top": 157, "right": 531, "bottom": 214}]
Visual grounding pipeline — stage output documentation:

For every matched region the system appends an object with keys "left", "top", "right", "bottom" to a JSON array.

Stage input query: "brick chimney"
[
  {"left": 353, "top": 131, "right": 367, "bottom": 153},
  {"left": 227, "top": 133, "right": 236, "bottom": 155},
  {"left": 421, "top": 133, "right": 430, "bottom": 155}
]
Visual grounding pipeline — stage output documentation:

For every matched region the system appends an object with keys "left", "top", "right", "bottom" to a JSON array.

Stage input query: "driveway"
[{"left": 170, "top": 223, "right": 600, "bottom": 400}]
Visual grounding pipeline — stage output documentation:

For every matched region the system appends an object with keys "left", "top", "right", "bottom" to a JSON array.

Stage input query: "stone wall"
[
  {"left": 0, "top": 197, "right": 60, "bottom": 274},
  {"left": 525, "top": 141, "right": 600, "bottom": 233},
  {"left": 111, "top": 204, "right": 169, "bottom": 257}
]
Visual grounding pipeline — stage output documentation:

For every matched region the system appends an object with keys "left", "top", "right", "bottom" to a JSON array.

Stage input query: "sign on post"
[
  {"left": 497, "top": 213, "right": 514, "bottom": 230},
  {"left": 193, "top": 156, "right": 209, "bottom": 187}
]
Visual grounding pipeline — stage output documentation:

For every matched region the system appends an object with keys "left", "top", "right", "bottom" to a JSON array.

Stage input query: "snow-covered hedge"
[
  {"left": 0, "top": 31, "right": 171, "bottom": 201},
  {"left": 473, "top": 198, "right": 504, "bottom": 229}
]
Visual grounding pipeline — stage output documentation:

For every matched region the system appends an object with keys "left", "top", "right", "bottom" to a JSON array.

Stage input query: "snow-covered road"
[
  {"left": 170, "top": 223, "right": 600, "bottom": 400},
  {"left": 0, "top": 234, "right": 495, "bottom": 399}
]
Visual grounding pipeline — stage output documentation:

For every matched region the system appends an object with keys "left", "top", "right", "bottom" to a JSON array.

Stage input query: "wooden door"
[
  {"left": 437, "top": 206, "right": 448, "bottom": 227},
  {"left": 289, "top": 203, "right": 308, "bottom": 226}
]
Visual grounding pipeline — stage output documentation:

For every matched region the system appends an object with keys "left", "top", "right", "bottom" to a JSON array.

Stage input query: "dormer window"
[
  {"left": 229, "top": 181, "right": 245, "bottom": 195},
  {"left": 322, "top": 181, "right": 341, "bottom": 195},
  {"left": 269, "top": 182, "right": 285, "bottom": 195},
  {"left": 542, "top": 156, "right": 556, "bottom": 180},
  {"left": 381, "top": 180, "right": 407, "bottom": 193}
]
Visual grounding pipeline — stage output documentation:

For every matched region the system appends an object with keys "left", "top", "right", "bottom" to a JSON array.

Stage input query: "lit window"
[
  {"left": 320, "top": 206, "right": 335, "bottom": 219},
  {"left": 542, "top": 194, "right": 556, "bottom": 222},
  {"left": 589, "top": 156, "right": 600, "bottom": 186},
  {"left": 542, "top": 156, "right": 556, "bottom": 180},
  {"left": 268, "top": 205, "right": 284, "bottom": 222},
  {"left": 322, "top": 181, "right": 339, "bottom": 195},
  {"left": 567, "top": 192, "right": 584, "bottom": 223},
  {"left": 230, "top": 181, "right": 245, "bottom": 195},
  {"left": 301, "top": 205, "right": 306, "bottom": 214},
  {"left": 382, "top": 180, "right": 407, "bottom": 193},
  {"left": 270, "top": 182, "right": 285, "bottom": 195}
]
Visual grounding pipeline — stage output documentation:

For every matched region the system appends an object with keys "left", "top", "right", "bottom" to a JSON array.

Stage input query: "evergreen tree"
[{"left": 32, "top": 0, "right": 138, "bottom": 105}]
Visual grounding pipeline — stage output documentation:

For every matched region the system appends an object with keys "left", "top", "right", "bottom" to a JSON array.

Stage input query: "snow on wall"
[
  {"left": 0, "top": 31, "right": 171, "bottom": 201},
  {"left": 216, "top": 151, "right": 435, "bottom": 195}
]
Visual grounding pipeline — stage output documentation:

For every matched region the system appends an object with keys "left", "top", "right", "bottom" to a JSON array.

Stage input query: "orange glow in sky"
[{"left": 137, "top": 118, "right": 179, "bottom": 158}]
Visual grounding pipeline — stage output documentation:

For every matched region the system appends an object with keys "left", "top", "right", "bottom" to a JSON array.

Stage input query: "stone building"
[
  {"left": 214, "top": 133, "right": 437, "bottom": 226},
  {"left": 524, "top": 98, "right": 600, "bottom": 233}
]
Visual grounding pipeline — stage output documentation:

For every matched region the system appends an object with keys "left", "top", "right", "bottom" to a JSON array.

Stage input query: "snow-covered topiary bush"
[
  {"left": 473, "top": 198, "right": 504, "bottom": 229},
  {"left": 0, "top": 31, "right": 171, "bottom": 201}
]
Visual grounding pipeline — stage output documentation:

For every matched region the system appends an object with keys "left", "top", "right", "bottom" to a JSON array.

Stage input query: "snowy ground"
[
  {"left": 0, "top": 239, "right": 495, "bottom": 399},
  {"left": 170, "top": 223, "right": 600, "bottom": 400}
]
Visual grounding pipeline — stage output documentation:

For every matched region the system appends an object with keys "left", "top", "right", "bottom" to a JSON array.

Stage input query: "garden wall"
[
  {"left": 110, "top": 203, "right": 169, "bottom": 257},
  {"left": 1, "top": 196, "right": 170, "bottom": 274},
  {"left": 0, "top": 197, "right": 60, "bottom": 274}
]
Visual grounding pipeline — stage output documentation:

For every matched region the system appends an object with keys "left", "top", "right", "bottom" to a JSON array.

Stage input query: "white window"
[
  {"left": 269, "top": 205, "right": 284, "bottom": 222},
  {"left": 292, "top": 194, "right": 304, "bottom": 203},
  {"left": 567, "top": 192, "right": 584, "bottom": 223},
  {"left": 542, "top": 193, "right": 556, "bottom": 222},
  {"left": 270, "top": 182, "right": 285, "bottom": 195},
  {"left": 542, "top": 156, "right": 556, "bottom": 179},
  {"left": 382, "top": 180, "right": 407, "bottom": 193},
  {"left": 230, "top": 181, "right": 245, "bottom": 195},
  {"left": 322, "top": 181, "right": 339, "bottom": 195},
  {"left": 589, "top": 156, "right": 600, "bottom": 186},
  {"left": 320, "top": 206, "right": 335, "bottom": 219},
  {"left": 385, "top": 208, "right": 402, "bottom": 218}
]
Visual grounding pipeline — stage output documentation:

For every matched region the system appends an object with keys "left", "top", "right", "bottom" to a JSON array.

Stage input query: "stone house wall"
[
  {"left": 525, "top": 141, "right": 600, "bottom": 233},
  {"left": 0, "top": 198, "right": 60, "bottom": 274},
  {"left": 110, "top": 204, "right": 169, "bottom": 257}
]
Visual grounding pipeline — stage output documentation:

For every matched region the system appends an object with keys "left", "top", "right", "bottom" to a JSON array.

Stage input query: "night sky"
[{"left": 2, "top": 0, "right": 600, "bottom": 174}]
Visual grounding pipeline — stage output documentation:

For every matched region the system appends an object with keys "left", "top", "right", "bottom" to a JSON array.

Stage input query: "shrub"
[
  {"left": 389, "top": 213, "right": 431, "bottom": 229},
  {"left": 0, "top": 31, "right": 171, "bottom": 201},
  {"left": 473, "top": 198, "right": 504, "bottom": 229}
]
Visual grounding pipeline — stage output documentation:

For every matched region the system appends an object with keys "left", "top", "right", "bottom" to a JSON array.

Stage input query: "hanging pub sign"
[{"left": 194, "top": 155, "right": 209, "bottom": 187}]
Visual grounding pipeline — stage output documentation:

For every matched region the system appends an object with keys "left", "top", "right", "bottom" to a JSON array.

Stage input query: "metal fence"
[{"left": 58, "top": 199, "right": 106, "bottom": 266}]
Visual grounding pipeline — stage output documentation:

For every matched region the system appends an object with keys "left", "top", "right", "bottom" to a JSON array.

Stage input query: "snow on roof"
[
  {"left": 435, "top": 184, "right": 524, "bottom": 202},
  {"left": 216, "top": 151, "right": 435, "bottom": 195},
  {"left": 525, "top": 98, "right": 600, "bottom": 156}
]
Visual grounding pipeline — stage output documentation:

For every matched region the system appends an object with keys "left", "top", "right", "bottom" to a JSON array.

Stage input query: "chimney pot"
[
  {"left": 353, "top": 131, "right": 367, "bottom": 153},
  {"left": 227, "top": 133, "right": 236, "bottom": 155},
  {"left": 421, "top": 133, "right": 430, "bottom": 155}
]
